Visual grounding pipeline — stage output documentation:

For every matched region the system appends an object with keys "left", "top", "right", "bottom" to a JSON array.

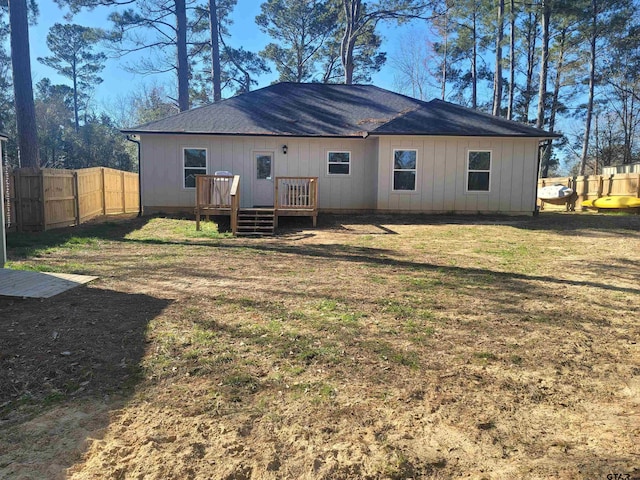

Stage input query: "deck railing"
[
  {"left": 196, "top": 174, "right": 235, "bottom": 208},
  {"left": 275, "top": 177, "right": 318, "bottom": 210},
  {"left": 195, "top": 174, "right": 240, "bottom": 231}
]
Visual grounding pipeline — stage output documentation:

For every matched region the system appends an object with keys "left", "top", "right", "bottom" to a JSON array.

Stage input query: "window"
[
  {"left": 327, "top": 151, "right": 350, "bottom": 175},
  {"left": 393, "top": 149, "right": 417, "bottom": 191},
  {"left": 184, "top": 148, "right": 207, "bottom": 188},
  {"left": 467, "top": 151, "right": 491, "bottom": 192},
  {"left": 256, "top": 152, "right": 273, "bottom": 179}
]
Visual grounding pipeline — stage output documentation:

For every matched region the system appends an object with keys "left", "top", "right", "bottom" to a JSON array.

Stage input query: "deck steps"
[{"left": 236, "top": 208, "right": 275, "bottom": 236}]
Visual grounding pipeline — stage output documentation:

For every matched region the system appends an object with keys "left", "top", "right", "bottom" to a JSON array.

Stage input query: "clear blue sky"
[{"left": 30, "top": 1, "right": 415, "bottom": 113}]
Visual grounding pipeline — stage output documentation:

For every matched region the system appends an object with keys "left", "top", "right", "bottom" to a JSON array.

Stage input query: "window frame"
[
  {"left": 182, "top": 147, "right": 208, "bottom": 189},
  {"left": 391, "top": 148, "right": 418, "bottom": 192},
  {"left": 466, "top": 149, "right": 492, "bottom": 193},
  {"left": 326, "top": 150, "right": 351, "bottom": 176}
]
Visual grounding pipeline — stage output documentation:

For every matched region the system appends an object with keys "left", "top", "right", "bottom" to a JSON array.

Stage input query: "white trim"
[
  {"left": 326, "top": 150, "right": 351, "bottom": 176},
  {"left": 391, "top": 148, "right": 418, "bottom": 193},
  {"left": 182, "top": 146, "right": 208, "bottom": 190},
  {"left": 465, "top": 149, "right": 492, "bottom": 193}
]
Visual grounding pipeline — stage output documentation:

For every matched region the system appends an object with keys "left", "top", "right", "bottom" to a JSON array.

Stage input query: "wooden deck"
[
  {"left": 0, "top": 268, "right": 97, "bottom": 299},
  {"left": 195, "top": 175, "right": 318, "bottom": 235}
]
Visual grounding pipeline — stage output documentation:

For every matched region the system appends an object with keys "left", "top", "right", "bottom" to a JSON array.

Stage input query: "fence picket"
[{"left": 3, "top": 167, "right": 139, "bottom": 232}]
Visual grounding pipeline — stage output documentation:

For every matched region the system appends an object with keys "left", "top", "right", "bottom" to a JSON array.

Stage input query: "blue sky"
[{"left": 31, "top": 1, "right": 413, "bottom": 112}]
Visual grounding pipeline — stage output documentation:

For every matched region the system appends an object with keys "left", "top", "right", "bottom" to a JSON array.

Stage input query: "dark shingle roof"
[{"left": 122, "top": 83, "right": 558, "bottom": 138}]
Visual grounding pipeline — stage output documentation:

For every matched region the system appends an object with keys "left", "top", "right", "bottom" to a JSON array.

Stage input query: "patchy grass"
[{"left": 1, "top": 213, "right": 639, "bottom": 480}]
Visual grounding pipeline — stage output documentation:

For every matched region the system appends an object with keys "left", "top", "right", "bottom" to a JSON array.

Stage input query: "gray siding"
[
  {"left": 140, "top": 135, "right": 379, "bottom": 210},
  {"left": 376, "top": 136, "right": 540, "bottom": 214}
]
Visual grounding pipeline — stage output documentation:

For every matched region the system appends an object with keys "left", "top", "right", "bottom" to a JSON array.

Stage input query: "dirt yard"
[{"left": 1, "top": 213, "right": 639, "bottom": 479}]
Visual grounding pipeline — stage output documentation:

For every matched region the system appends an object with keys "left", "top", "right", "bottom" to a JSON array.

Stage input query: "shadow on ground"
[
  {"left": 0, "top": 286, "right": 172, "bottom": 416},
  {"left": 0, "top": 286, "right": 172, "bottom": 477}
]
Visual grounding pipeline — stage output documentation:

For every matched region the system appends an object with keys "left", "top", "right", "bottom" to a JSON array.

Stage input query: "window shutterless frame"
[
  {"left": 327, "top": 151, "right": 351, "bottom": 176},
  {"left": 392, "top": 149, "right": 418, "bottom": 192},
  {"left": 183, "top": 147, "right": 208, "bottom": 189},
  {"left": 466, "top": 150, "right": 492, "bottom": 193}
]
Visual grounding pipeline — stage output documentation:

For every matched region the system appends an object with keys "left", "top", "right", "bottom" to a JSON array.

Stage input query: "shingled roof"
[{"left": 122, "top": 83, "right": 557, "bottom": 138}]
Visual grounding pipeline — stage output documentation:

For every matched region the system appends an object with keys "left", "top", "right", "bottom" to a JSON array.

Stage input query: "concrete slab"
[{"left": 0, "top": 269, "right": 98, "bottom": 299}]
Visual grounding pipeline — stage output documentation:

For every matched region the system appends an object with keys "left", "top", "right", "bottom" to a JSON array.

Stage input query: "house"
[
  {"left": 602, "top": 162, "right": 640, "bottom": 175},
  {"left": 122, "top": 83, "right": 558, "bottom": 233}
]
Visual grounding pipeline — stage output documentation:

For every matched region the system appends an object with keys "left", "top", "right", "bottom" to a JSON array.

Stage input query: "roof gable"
[{"left": 123, "top": 83, "right": 557, "bottom": 139}]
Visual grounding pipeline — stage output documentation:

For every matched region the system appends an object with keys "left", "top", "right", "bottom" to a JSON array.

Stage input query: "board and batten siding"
[
  {"left": 376, "top": 136, "right": 540, "bottom": 215},
  {"left": 140, "top": 134, "right": 379, "bottom": 211}
]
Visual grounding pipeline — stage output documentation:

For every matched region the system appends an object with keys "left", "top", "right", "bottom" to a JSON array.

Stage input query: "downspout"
[
  {"left": 535, "top": 139, "right": 552, "bottom": 215},
  {"left": 126, "top": 135, "right": 143, "bottom": 217}
]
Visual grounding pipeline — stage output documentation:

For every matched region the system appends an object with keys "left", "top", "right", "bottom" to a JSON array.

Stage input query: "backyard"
[{"left": 0, "top": 213, "right": 638, "bottom": 479}]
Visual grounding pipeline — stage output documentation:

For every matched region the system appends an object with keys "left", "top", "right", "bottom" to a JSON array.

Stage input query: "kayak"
[
  {"left": 582, "top": 196, "right": 640, "bottom": 209},
  {"left": 538, "top": 184, "right": 574, "bottom": 201}
]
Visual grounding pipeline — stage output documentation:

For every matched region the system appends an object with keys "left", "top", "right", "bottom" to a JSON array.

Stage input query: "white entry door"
[{"left": 253, "top": 151, "right": 274, "bottom": 206}]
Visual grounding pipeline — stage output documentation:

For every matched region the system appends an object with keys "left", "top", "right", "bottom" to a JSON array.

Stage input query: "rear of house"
[{"left": 123, "top": 83, "right": 556, "bottom": 217}]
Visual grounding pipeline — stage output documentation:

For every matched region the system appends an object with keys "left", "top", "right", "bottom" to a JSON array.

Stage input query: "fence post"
[
  {"left": 101, "top": 167, "right": 107, "bottom": 216},
  {"left": 73, "top": 171, "right": 80, "bottom": 226},
  {"left": 40, "top": 169, "right": 46, "bottom": 231},
  {"left": 121, "top": 170, "right": 126, "bottom": 214},
  {"left": 14, "top": 169, "right": 22, "bottom": 232}
]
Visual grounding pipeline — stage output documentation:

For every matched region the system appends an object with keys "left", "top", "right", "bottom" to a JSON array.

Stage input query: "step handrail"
[{"left": 230, "top": 175, "right": 240, "bottom": 236}]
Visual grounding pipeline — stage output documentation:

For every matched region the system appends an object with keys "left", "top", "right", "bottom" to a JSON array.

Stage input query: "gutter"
[{"left": 126, "top": 135, "right": 143, "bottom": 217}]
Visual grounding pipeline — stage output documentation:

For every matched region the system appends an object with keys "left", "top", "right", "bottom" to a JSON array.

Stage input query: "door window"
[{"left": 256, "top": 153, "right": 273, "bottom": 180}]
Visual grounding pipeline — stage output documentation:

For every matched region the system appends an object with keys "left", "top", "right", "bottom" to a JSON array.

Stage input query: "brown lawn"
[{"left": 1, "top": 213, "right": 639, "bottom": 479}]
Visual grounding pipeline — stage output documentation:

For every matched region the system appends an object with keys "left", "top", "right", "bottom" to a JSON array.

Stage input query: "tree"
[
  {"left": 315, "top": 0, "right": 385, "bottom": 84},
  {"left": 34, "top": 79, "right": 74, "bottom": 167},
  {"left": 190, "top": 0, "right": 268, "bottom": 101},
  {"left": 491, "top": 0, "right": 504, "bottom": 116},
  {"left": 339, "top": 0, "right": 436, "bottom": 85},
  {"left": 506, "top": 0, "right": 515, "bottom": 119},
  {"left": 56, "top": 0, "right": 195, "bottom": 111},
  {"left": 256, "top": 0, "right": 336, "bottom": 83},
  {"left": 8, "top": 0, "right": 40, "bottom": 168},
  {"left": 602, "top": 24, "right": 640, "bottom": 165},
  {"left": 38, "top": 23, "right": 106, "bottom": 132},
  {"left": 391, "top": 29, "right": 431, "bottom": 99},
  {"left": 447, "top": 0, "right": 487, "bottom": 109},
  {"left": 535, "top": 0, "right": 551, "bottom": 130},
  {"left": 578, "top": 0, "right": 631, "bottom": 175},
  {"left": 516, "top": 5, "right": 539, "bottom": 122}
]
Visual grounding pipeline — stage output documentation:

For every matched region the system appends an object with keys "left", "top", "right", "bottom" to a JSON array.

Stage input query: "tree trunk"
[
  {"left": 541, "top": 28, "right": 566, "bottom": 178},
  {"left": 579, "top": 0, "right": 597, "bottom": 176},
  {"left": 522, "top": 9, "right": 538, "bottom": 122},
  {"left": 536, "top": 0, "right": 550, "bottom": 130},
  {"left": 9, "top": 0, "right": 40, "bottom": 168},
  {"left": 492, "top": 0, "right": 505, "bottom": 116},
  {"left": 176, "top": 0, "right": 189, "bottom": 111},
  {"left": 341, "top": 0, "right": 361, "bottom": 85},
  {"left": 209, "top": 0, "right": 222, "bottom": 102},
  {"left": 441, "top": 10, "right": 448, "bottom": 100},
  {"left": 471, "top": 9, "right": 477, "bottom": 109},
  {"left": 73, "top": 60, "right": 79, "bottom": 132},
  {"left": 507, "top": 0, "right": 515, "bottom": 120}
]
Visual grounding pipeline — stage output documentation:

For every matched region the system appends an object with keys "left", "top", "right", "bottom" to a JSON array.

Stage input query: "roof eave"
[
  {"left": 119, "top": 130, "right": 373, "bottom": 138},
  {"left": 370, "top": 132, "right": 562, "bottom": 139}
]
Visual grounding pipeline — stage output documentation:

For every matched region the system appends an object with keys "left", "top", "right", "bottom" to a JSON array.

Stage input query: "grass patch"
[{"left": 3, "top": 214, "right": 639, "bottom": 478}]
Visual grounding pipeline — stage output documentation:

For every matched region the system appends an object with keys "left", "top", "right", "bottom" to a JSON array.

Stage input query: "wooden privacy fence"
[
  {"left": 4, "top": 167, "right": 139, "bottom": 231},
  {"left": 538, "top": 173, "right": 640, "bottom": 210}
]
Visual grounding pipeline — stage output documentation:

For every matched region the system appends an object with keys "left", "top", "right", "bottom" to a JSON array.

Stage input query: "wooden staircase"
[{"left": 236, "top": 208, "right": 275, "bottom": 236}]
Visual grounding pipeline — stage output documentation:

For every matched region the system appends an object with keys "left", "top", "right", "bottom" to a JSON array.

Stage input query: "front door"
[{"left": 253, "top": 151, "right": 274, "bottom": 206}]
